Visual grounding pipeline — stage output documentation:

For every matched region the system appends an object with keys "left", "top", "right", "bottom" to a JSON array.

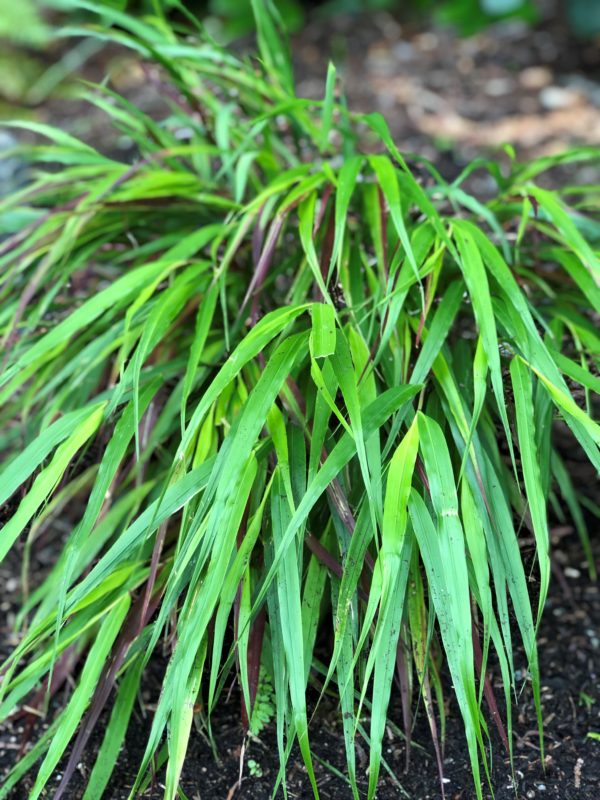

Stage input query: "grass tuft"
[{"left": 0, "top": 2, "right": 598, "bottom": 798}]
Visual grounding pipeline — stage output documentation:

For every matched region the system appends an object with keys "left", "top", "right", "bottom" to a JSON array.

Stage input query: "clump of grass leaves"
[{"left": 0, "top": 2, "right": 599, "bottom": 799}]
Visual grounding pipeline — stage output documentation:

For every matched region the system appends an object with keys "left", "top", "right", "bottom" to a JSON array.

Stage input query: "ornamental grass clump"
[{"left": 0, "top": 2, "right": 599, "bottom": 798}]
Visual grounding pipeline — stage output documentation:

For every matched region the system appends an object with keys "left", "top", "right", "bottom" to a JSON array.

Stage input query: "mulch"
[
  {"left": 3, "top": 529, "right": 598, "bottom": 799},
  {"left": 292, "top": 0, "right": 600, "bottom": 181}
]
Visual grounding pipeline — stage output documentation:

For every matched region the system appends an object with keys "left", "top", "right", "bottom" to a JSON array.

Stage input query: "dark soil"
[{"left": 2, "top": 530, "right": 599, "bottom": 800}]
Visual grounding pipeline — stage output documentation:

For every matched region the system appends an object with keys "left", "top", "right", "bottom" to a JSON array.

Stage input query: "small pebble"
[
  {"left": 485, "top": 77, "right": 514, "bottom": 97},
  {"left": 457, "top": 55, "right": 474, "bottom": 74},
  {"left": 415, "top": 32, "right": 438, "bottom": 51},
  {"left": 392, "top": 42, "right": 414, "bottom": 62},
  {"left": 539, "top": 86, "right": 581, "bottom": 110},
  {"left": 519, "top": 66, "right": 552, "bottom": 90}
]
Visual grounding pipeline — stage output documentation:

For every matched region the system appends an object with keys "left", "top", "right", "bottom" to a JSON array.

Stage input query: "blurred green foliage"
[
  {"left": 0, "top": 0, "right": 50, "bottom": 45},
  {"left": 437, "top": 0, "right": 538, "bottom": 34},
  {"left": 566, "top": 0, "right": 600, "bottom": 36},
  {"left": 209, "top": 0, "right": 305, "bottom": 36},
  {"left": 202, "top": 0, "right": 538, "bottom": 39}
]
